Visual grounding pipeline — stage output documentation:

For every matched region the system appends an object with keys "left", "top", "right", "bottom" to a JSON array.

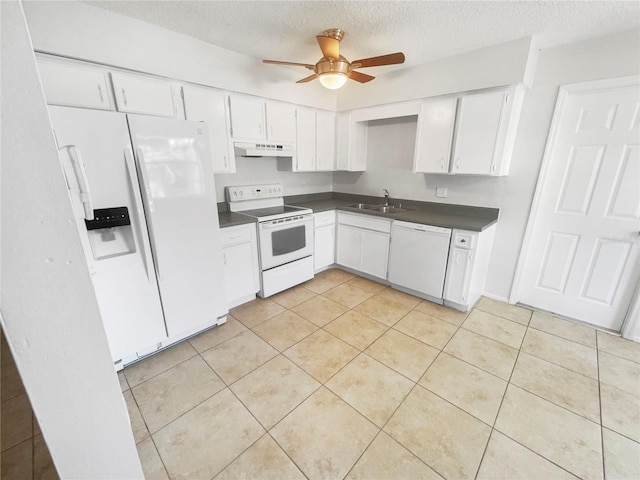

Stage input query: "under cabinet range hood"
[{"left": 234, "top": 142, "right": 295, "bottom": 157}]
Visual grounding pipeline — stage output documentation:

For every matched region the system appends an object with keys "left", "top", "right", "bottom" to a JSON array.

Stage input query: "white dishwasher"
[{"left": 388, "top": 221, "right": 452, "bottom": 300}]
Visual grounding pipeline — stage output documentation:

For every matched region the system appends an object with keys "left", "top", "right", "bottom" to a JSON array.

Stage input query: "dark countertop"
[
  {"left": 218, "top": 211, "right": 256, "bottom": 228},
  {"left": 218, "top": 192, "right": 499, "bottom": 232},
  {"left": 287, "top": 194, "right": 499, "bottom": 232}
]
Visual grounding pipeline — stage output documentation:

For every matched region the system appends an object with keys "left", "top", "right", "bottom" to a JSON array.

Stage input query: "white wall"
[
  {"left": 22, "top": 0, "right": 336, "bottom": 110},
  {"left": 0, "top": 2, "right": 143, "bottom": 477},
  {"left": 215, "top": 157, "right": 333, "bottom": 202},
  {"left": 335, "top": 28, "right": 640, "bottom": 300},
  {"left": 338, "top": 37, "right": 535, "bottom": 111}
]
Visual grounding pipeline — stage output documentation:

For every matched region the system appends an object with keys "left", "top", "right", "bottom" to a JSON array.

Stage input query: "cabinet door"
[
  {"left": 314, "top": 224, "right": 335, "bottom": 271},
  {"left": 229, "top": 95, "right": 265, "bottom": 141},
  {"left": 335, "top": 113, "right": 350, "bottom": 170},
  {"left": 38, "top": 60, "right": 113, "bottom": 110},
  {"left": 316, "top": 111, "right": 336, "bottom": 171},
  {"left": 223, "top": 242, "right": 256, "bottom": 307},
  {"left": 452, "top": 90, "right": 506, "bottom": 175},
  {"left": 335, "top": 113, "right": 367, "bottom": 171},
  {"left": 413, "top": 98, "right": 457, "bottom": 173},
  {"left": 183, "top": 86, "right": 235, "bottom": 173},
  {"left": 295, "top": 107, "right": 316, "bottom": 171},
  {"left": 361, "top": 230, "right": 390, "bottom": 279},
  {"left": 111, "top": 73, "right": 177, "bottom": 117},
  {"left": 443, "top": 247, "right": 473, "bottom": 304},
  {"left": 266, "top": 102, "right": 296, "bottom": 143},
  {"left": 336, "top": 224, "right": 362, "bottom": 271}
]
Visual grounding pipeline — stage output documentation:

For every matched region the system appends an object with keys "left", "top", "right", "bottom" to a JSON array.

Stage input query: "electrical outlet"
[{"left": 435, "top": 187, "right": 448, "bottom": 198}]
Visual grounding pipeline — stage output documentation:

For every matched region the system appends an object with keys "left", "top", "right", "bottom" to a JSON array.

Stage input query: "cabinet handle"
[
  {"left": 97, "top": 84, "right": 104, "bottom": 104},
  {"left": 491, "top": 163, "right": 497, "bottom": 174},
  {"left": 455, "top": 157, "right": 461, "bottom": 169},
  {"left": 223, "top": 253, "right": 227, "bottom": 265},
  {"left": 121, "top": 88, "right": 128, "bottom": 107},
  {"left": 224, "top": 155, "right": 228, "bottom": 168},
  {"left": 440, "top": 157, "right": 445, "bottom": 170}
]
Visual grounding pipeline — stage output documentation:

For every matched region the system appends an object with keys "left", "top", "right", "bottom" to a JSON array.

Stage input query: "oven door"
[{"left": 258, "top": 215, "right": 314, "bottom": 270}]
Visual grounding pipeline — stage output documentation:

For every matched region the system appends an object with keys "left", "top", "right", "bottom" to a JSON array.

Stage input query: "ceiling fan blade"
[
  {"left": 263, "top": 60, "right": 315, "bottom": 70},
  {"left": 351, "top": 52, "right": 405, "bottom": 69},
  {"left": 296, "top": 73, "right": 319, "bottom": 83},
  {"left": 348, "top": 71, "right": 375, "bottom": 83},
  {"left": 316, "top": 36, "right": 340, "bottom": 59}
]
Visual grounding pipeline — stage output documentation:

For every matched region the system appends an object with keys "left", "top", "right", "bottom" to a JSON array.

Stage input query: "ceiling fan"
[{"left": 263, "top": 28, "right": 405, "bottom": 90}]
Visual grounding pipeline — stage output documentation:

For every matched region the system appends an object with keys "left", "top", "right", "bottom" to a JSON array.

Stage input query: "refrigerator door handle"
[
  {"left": 135, "top": 147, "right": 163, "bottom": 281},
  {"left": 124, "top": 147, "right": 156, "bottom": 284},
  {"left": 65, "top": 145, "right": 94, "bottom": 220}
]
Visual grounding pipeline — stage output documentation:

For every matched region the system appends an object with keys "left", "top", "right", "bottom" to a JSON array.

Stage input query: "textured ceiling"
[{"left": 85, "top": 1, "right": 639, "bottom": 73}]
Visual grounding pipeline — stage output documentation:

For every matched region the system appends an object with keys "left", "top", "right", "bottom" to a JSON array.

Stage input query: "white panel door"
[{"left": 517, "top": 81, "right": 640, "bottom": 330}]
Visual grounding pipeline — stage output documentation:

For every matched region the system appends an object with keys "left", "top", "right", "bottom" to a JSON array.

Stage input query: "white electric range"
[{"left": 226, "top": 184, "right": 314, "bottom": 297}]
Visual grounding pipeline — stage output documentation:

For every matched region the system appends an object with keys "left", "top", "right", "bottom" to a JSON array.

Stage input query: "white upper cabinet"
[
  {"left": 316, "top": 110, "right": 336, "bottom": 171},
  {"left": 266, "top": 102, "right": 296, "bottom": 144},
  {"left": 111, "top": 72, "right": 179, "bottom": 117},
  {"left": 228, "top": 95, "right": 265, "bottom": 140},
  {"left": 413, "top": 97, "right": 457, "bottom": 174},
  {"left": 293, "top": 108, "right": 336, "bottom": 172},
  {"left": 37, "top": 59, "right": 113, "bottom": 110},
  {"left": 229, "top": 95, "right": 296, "bottom": 143},
  {"left": 182, "top": 86, "right": 235, "bottom": 173},
  {"left": 414, "top": 85, "right": 524, "bottom": 176},
  {"left": 295, "top": 107, "right": 316, "bottom": 171},
  {"left": 336, "top": 112, "right": 367, "bottom": 171},
  {"left": 452, "top": 90, "right": 507, "bottom": 175}
]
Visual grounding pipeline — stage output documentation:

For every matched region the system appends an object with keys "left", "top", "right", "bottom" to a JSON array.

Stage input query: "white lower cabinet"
[
  {"left": 220, "top": 224, "right": 260, "bottom": 309},
  {"left": 336, "top": 212, "right": 391, "bottom": 280},
  {"left": 314, "top": 211, "right": 336, "bottom": 272},
  {"left": 443, "top": 225, "right": 497, "bottom": 311}
]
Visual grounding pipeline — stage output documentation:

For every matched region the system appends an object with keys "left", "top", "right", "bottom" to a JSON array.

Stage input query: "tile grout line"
[
  {"left": 596, "top": 331, "right": 606, "bottom": 480},
  {"left": 473, "top": 310, "right": 531, "bottom": 480},
  {"left": 479, "top": 314, "right": 589, "bottom": 480}
]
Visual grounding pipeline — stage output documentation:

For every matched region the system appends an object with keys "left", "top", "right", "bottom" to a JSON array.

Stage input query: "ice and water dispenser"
[{"left": 84, "top": 207, "right": 136, "bottom": 260}]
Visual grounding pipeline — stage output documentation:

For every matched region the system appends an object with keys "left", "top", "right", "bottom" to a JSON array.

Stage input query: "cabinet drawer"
[
  {"left": 314, "top": 210, "right": 335, "bottom": 228},
  {"left": 452, "top": 231, "right": 476, "bottom": 249},
  {"left": 337, "top": 212, "right": 391, "bottom": 233},
  {"left": 220, "top": 225, "right": 253, "bottom": 247}
]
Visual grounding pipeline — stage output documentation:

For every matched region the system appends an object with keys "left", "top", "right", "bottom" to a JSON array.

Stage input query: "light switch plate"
[{"left": 436, "top": 187, "right": 448, "bottom": 198}]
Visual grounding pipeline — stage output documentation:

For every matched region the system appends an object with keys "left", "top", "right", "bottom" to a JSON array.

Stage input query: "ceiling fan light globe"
[{"left": 319, "top": 73, "right": 347, "bottom": 89}]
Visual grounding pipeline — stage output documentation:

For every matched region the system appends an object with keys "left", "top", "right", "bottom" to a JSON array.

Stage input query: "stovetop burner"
[{"left": 239, "top": 205, "right": 308, "bottom": 219}]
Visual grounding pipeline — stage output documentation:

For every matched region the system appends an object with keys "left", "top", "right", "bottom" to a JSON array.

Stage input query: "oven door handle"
[{"left": 260, "top": 216, "right": 312, "bottom": 229}]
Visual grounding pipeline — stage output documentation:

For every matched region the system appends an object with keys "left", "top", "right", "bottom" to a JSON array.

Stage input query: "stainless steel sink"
[{"left": 346, "top": 203, "right": 406, "bottom": 214}]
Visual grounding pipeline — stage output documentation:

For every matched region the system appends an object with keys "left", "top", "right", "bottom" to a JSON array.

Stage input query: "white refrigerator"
[{"left": 49, "top": 106, "right": 228, "bottom": 364}]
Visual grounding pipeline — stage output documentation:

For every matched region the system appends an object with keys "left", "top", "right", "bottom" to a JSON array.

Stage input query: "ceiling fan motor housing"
[{"left": 316, "top": 57, "right": 350, "bottom": 75}]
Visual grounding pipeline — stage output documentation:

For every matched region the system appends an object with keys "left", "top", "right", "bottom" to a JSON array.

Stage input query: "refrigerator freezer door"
[
  {"left": 48, "top": 106, "right": 167, "bottom": 361},
  {"left": 127, "top": 115, "right": 228, "bottom": 337}
]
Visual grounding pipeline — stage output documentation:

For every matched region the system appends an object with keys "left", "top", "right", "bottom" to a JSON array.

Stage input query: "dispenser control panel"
[{"left": 85, "top": 207, "right": 130, "bottom": 231}]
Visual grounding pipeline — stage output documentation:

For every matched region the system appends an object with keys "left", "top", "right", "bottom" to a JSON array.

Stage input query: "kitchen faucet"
[{"left": 382, "top": 188, "right": 390, "bottom": 206}]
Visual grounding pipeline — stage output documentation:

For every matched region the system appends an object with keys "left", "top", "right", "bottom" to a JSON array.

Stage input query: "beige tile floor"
[{"left": 121, "top": 269, "right": 640, "bottom": 480}]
